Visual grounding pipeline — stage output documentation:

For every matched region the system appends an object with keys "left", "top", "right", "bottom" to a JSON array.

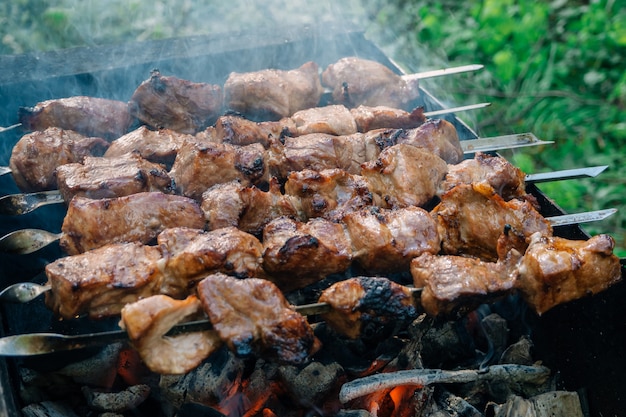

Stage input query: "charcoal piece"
[{"left": 279, "top": 361, "right": 345, "bottom": 406}]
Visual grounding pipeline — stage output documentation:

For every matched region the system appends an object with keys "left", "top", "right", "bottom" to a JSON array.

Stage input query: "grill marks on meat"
[
  {"left": 517, "top": 232, "right": 622, "bottom": 315},
  {"left": 319, "top": 277, "right": 419, "bottom": 340},
  {"left": 129, "top": 70, "right": 223, "bottom": 134},
  {"left": 321, "top": 57, "right": 420, "bottom": 108},
  {"left": 120, "top": 295, "right": 221, "bottom": 374},
  {"left": 197, "top": 273, "right": 318, "bottom": 365},
  {"left": 433, "top": 183, "right": 552, "bottom": 261},
  {"left": 45, "top": 242, "right": 164, "bottom": 319},
  {"left": 224, "top": 61, "right": 323, "bottom": 120},
  {"left": 55, "top": 153, "right": 173, "bottom": 202},
  {"left": 18, "top": 96, "right": 133, "bottom": 140},
  {"left": 60, "top": 192, "right": 205, "bottom": 255},
  {"left": 9, "top": 127, "right": 109, "bottom": 192}
]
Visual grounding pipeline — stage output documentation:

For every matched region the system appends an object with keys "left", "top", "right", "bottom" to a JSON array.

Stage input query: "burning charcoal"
[
  {"left": 56, "top": 343, "right": 122, "bottom": 387},
  {"left": 21, "top": 401, "right": 81, "bottom": 417},
  {"left": 278, "top": 361, "right": 345, "bottom": 407},
  {"left": 432, "top": 387, "right": 483, "bottom": 417},
  {"left": 336, "top": 411, "right": 374, "bottom": 417},
  {"left": 81, "top": 384, "right": 151, "bottom": 412},
  {"left": 489, "top": 391, "right": 585, "bottom": 417}
]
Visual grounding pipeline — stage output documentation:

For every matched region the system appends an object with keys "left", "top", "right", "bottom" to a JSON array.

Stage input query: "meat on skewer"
[
  {"left": 9, "top": 127, "right": 109, "bottom": 192},
  {"left": 197, "top": 273, "right": 319, "bottom": 365},
  {"left": 18, "top": 96, "right": 134, "bottom": 140}
]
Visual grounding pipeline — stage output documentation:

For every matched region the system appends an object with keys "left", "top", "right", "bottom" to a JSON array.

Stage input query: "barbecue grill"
[{"left": 0, "top": 24, "right": 624, "bottom": 417}]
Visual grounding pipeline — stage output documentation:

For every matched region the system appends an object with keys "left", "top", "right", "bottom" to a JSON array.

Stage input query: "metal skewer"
[{"left": 0, "top": 123, "right": 21, "bottom": 134}]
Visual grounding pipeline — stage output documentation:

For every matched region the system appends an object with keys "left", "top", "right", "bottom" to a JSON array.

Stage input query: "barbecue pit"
[{"left": 0, "top": 24, "right": 624, "bottom": 417}]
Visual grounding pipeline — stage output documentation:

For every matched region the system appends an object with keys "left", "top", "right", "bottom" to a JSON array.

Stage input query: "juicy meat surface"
[
  {"left": 342, "top": 206, "right": 441, "bottom": 273},
  {"left": 158, "top": 227, "right": 265, "bottom": 297},
  {"left": 224, "top": 61, "right": 323, "bottom": 120},
  {"left": 214, "top": 114, "right": 295, "bottom": 148},
  {"left": 411, "top": 252, "right": 520, "bottom": 317},
  {"left": 120, "top": 295, "right": 221, "bottom": 374},
  {"left": 9, "top": 127, "right": 109, "bottom": 192},
  {"left": 433, "top": 183, "right": 552, "bottom": 261},
  {"left": 104, "top": 126, "right": 194, "bottom": 168},
  {"left": 394, "top": 119, "right": 463, "bottom": 164},
  {"left": 318, "top": 276, "right": 419, "bottom": 340},
  {"left": 517, "top": 232, "right": 622, "bottom": 315},
  {"left": 321, "top": 57, "right": 420, "bottom": 108},
  {"left": 128, "top": 70, "right": 223, "bottom": 134},
  {"left": 55, "top": 153, "right": 173, "bottom": 202},
  {"left": 360, "top": 143, "right": 448, "bottom": 208},
  {"left": 290, "top": 104, "right": 358, "bottom": 136},
  {"left": 262, "top": 217, "right": 353, "bottom": 291},
  {"left": 350, "top": 105, "right": 426, "bottom": 132},
  {"left": 197, "top": 273, "right": 319, "bottom": 365},
  {"left": 44, "top": 242, "right": 164, "bottom": 319},
  {"left": 170, "top": 141, "right": 267, "bottom": 201},
  {"left": 60, "top": 192, "right": 205, "bottom": 255},
  {"left": 441, "top": 152, "right": 528, "bottom": 201},
  {"left": 18, "top": 96, "right": 133, "bottom": 140}
]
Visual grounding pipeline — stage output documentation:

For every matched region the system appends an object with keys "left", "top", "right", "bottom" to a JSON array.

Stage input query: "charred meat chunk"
[
  {"left": 321, "top": 57, "right": 420, "bottom": 108},
  {"left": 224, "top": 61, "right": 323, "bottom": 120},
  {"left": 120, "top": 295, "right": 221, "bottom": 375},
  {"left": 350, "top": 105, "right": 426, "bottom": 132},
  {"left": 197, "top": 273, "right": 319, "bottom": 365},
  {"left": 129, "top": 70, "right": 223, "bottom": 134},
  {"left": 18, "top": 96, "right": 133, "bottom": 140},
  {"left": 517, "top": 232, "right": 622, "bottom": 315},
  {"left": 44, "top": 242, "right": 164, "bottom": 320},
  {"left": 319, "top": 276, "right": 419, "bottom": 340},
  {"left": 393, "top": 119, "right": 463, "bottom": 164},
  {"left": 55, "top": 153, "right": 173, "bottom": 202},
  {"left": 214, "top": 113, "right": 296, "bottom": 148},
  {"left": 9, "top": 127, "right": 109, "bottom": 192},
  {"left": 60, "top": 192, "right": 205, "bottom": 255}
]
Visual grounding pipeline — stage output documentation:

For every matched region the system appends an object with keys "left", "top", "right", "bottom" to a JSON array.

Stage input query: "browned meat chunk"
[
  {"left": 290, "top": 104, "right": 357, "bottom": 136},
  {"left": 432, "top": 183, "right": 552, "bottom": 261},
  {"left": 128, "top": 70, "right": 223, "bottom": 134},
  {"left": 441, "top": 152, "right": 528, "bottom": 201},
  {"left": 411, "top": 252, "right": 520, "bottom": 317},
  {"left": 262, "top": 217, "right": 352, "bottom": 291},
  {"left": 201, "top": 179, "right": 301, "bottom": 235},
  {"left": 342, "top": 206, "right": 441, "bottom": 273},
  {"left": 360, "top": 143, "right": 448, "bottom": 208},
  {"left": 517, "top": 232, "right": 622, "bottom": 315},
  {"left": 158, "top": 227, "right": 265, "bottom": 297},
  {"left": 44, "top": 242, "right": 164, "bottom": 319},
  {"left": 120, "top": 295, "right": 222, "bottom": 374},
  {"left": 350, "top": 105, "right": 426, "bottom": 132},
  {"left": 60, "top": 192, "right": 205, "bottom": 255},
  {"left": 18, "top": 96, "right": 133, "bottom": 140},
  {"left": 318, "top": 277, "right": 419, "bottom": 340},
  {"left": 197, "top": 273, "right": 319, "bottom": 364},
  {"left": 321, "top": 57, "right": 420, "bottom": 108},
  {"left": 284, "top": 168, "right": 380, "bottom": 220},
  {"left": 9, "top": 127, "right": 109, "bottom": 192},
  {"left": 55, "top": 153, "right": 173, "bottom": 202},
  {"left": 394, "top": 119, "right": 463, "bottom": 164},
  {"left": 170, "top": 141, "right": 267, "bottom": 201},
  {"left": 104, "top": 126, "right": 194, "bottom": 168},
  {"left": 214, "top": 114, "right": 295, "bottom": 148},
  {"left": 224, "top": 61, "right": 323, "bottom": 120}
]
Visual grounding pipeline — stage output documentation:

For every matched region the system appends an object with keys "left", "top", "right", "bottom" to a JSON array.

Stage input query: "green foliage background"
[{"left": 1, "top": 0, "right": 624, "bottom": 255}]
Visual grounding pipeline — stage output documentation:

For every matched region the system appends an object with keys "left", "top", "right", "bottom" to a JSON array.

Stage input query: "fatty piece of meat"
[
  {"left": 441, "top": 152, "right": 528, "bottom": 201},
  {"left": 318, "top": 276, "right": 419, "bottom": 340},
  {"left": 60, "top": 192, "right": 205, "bottom": 255},
  {"left": 432, "top": 183, "right": 552, "bottom": 261},
  {"left": 55, "top": 153, "right": 173, "bottom": 202},
  {"left": 411, "top": 252, "right": 520, "bottom": 317},
  {"left": 262, "top": 217, "right": 353, "bottom": 291},
  {"left": 360, "top": 143, "right": 448, "bottom": 208},
  {"left": 44, "top": 242, "right": 164, "bottom": 319},
  {"left": 104, "top": 126, "right": 195, "bottom": 168},
  {"left": 321, "top": 57, "right": 420, "bottom": 108},
  {"left": 129, "top": 70, "right": 223, "bottom": 134},
  {"left": 9, "top": 127, "right": 109, "bottom": 192},
  {"left": 170, "top": 141, "right": 267, "bottom": 201},
  {"left": 18, "top": 96, "right": 133, "bottom": 140},
  {"left": 120, "top": 295, "right": 222, "bottom": 374},
  {"left": 197, "top": 273, "right": 319, "bottom": 365},
  {"left": 214, "top": 114, "right": 296, "bottom": 148},
  {"left": 290, "top": 105, "right": 358, "bottom": 136},
  {"left": 224, "top": 61, "right": 323, "bottom": 120},
  {"left": 393, "top": 119, "right": 463, "bottom": 164},
  {"left": 284, "top": 168, "right": 380, "bottom": 221},
  {"left": 517, "top": 232, "right": 622, "bottom": 315},
  {"left": 342, "top": 206, "right": 441, "bottom": 273},
  {"left": 157, "top": 227, "right": 265, "bottom": 298},
  {"left": 350, "top": 105, "right": 426, "bottom": 132}
]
